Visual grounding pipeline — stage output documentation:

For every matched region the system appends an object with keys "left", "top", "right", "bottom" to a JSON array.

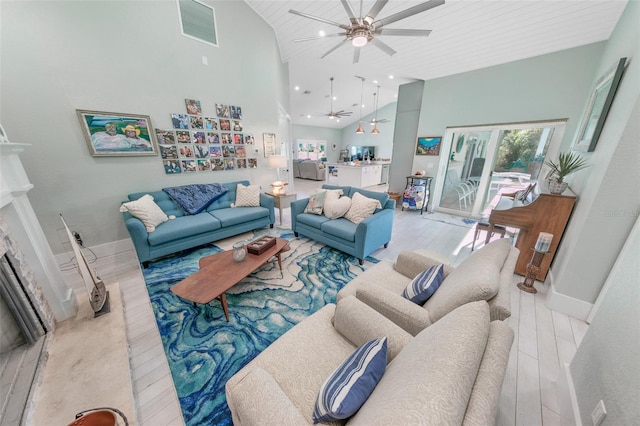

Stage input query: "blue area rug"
[{"left": 142, "top": 228, "right": 378, "bottom": 425}]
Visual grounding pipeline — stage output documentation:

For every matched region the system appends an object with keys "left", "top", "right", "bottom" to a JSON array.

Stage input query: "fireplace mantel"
[{"left": 1, "top": 142, "right": 77, "bottom": 321}]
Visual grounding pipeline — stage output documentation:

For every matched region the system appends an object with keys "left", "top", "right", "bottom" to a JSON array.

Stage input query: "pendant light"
[
  {"left": 371, "top": 85, "right": 381, "bottom": 134},
  {"left": 355, "top": 76, "right": 365, "bottom": 134}
]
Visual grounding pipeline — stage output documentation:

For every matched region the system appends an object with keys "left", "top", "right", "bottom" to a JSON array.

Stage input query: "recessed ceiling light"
[
  {"left": 336, "top": 119, "right": 340, "bottom": 123},
  {"left": 373, "top": 80, "right": 378, "bottom": 84},
  {"left": 307, "top": 114, "right": 311, "bottom": 118},
  {"left": 388, "top": 75, "right": 394, "bottom": 79},
  {"left": 394, "top": 94, "right": 398, "bottom": 98},
  {"left": 294, "top": 86, "right": 299, "bottom": 91},
  {"left": 333, "top": 96, "right": 337, "bottom": 100},
  {"left": 318, "top": 30, "right": 325, "bottom": 37}
]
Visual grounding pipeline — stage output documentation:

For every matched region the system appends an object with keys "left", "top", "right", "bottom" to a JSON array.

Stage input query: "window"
[
  {"left": 296, "top": 140, "right": 326, "bottom": 160},
  {"left": 177, "top": 0, "right": 218, "bottom": 47}
]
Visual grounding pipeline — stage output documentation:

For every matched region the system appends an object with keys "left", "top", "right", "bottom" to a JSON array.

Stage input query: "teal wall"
[
  {"left": 412, "top": 42, "right": 606, "bottom": 188},
  {"left": 389, "top": 81, "right": 425, "bottom": 193},
  {"left": 567, "top": 1, "right": 640, "bottom": 423},
  {"left": 340, "top": 102, "right": 398, "bottom": 161},
  {"left": 0, "top": 0, "right": 288, "bottom": 253},
  {"left": 291, "top": 125, "right": 342, "bottom": 162},
  {"left": 292, "top": 102, "right": 398, "bottom": 164},
  {"left": 551, "top": 0, "right": 640, "bottom": 304}
]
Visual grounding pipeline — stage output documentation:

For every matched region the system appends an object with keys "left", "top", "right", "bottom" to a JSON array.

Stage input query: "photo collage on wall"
[{"left": 160, "top": 99, "right": 256, "bottom": 174}]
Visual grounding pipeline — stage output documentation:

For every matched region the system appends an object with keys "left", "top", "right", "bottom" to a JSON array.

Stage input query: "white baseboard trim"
[
  {"left": 557, "top": 362, "right": 582, "bottom": 425},
  {"left": 545, "top": 269, "right": 594, "bottom": 321}
]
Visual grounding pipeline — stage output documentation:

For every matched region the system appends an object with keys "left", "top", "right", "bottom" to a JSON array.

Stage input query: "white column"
[{"left": 1, "top": 143, "right": 77, "bottom": 321}]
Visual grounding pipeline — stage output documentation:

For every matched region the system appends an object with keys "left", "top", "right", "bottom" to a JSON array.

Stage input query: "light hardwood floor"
[{"left": 69, "top": 178, "right": 587, "bottom": 425}]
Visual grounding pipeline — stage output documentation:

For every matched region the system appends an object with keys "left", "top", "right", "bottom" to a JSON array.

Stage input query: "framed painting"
[
  {"left": 263, "top": 133, "right": 276, "bottom": 157},
  {"left": 77, "top": 110, "right": 158, "bottom": 157},
  {"left": 573, "top": 57, "right": 627, "bottom": 152},
  {"left": 416, "top": 136, "right": 442, "bottom": 156}
]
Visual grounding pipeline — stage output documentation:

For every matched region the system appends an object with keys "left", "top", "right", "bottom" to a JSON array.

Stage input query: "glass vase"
[{"left": 232, "top": 241, "right": 246, "bottom": 262}]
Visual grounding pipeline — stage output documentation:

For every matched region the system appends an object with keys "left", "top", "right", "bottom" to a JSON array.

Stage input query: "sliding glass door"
[{"left": 432, "top": 120, "right": 566, "bottom": 217}]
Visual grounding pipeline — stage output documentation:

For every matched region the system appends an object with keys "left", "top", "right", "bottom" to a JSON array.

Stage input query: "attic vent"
[
  {"left": 177, "top": 0, "right": 218, "bottom": 47},
  {"left": 303, "top": 90, "right": 311, "bottom": 95}
]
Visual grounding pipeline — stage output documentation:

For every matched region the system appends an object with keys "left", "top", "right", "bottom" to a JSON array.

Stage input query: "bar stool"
[{"left": 472, "top": 220, "right": 507, "bottom": 251}]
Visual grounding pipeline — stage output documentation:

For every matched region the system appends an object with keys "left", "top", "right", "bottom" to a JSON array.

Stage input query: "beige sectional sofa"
[
  {"left": 226, "top": 298, "right": 513, "bottom": 425},
  {"left": 337, "top": 238, "right": 518, "bottom": 336}
]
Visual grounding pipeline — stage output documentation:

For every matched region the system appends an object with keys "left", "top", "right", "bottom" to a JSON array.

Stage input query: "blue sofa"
[
  {"left": 122, "top": 180, "right": 275, "bottom": 266},
  {"left": 291, "top": 185, "right": 394, "bottom": 265}
]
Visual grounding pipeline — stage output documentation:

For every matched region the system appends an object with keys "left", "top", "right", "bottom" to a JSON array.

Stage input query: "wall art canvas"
[
  {"left": 230, "top": 105, "right": 242, "bottom": 119},
  {"left": 76, "top": 110, "right": 158, "bottom": 157},
  {"left": 216, "top": 103, "right": 229, "bottom": 118},
  {"left": 156, "top": 129, "right": 176, "bottom": 144},
  {"left": 416, "top": 136, "right": 442, "bottom": 156},
  {"left": 171, "top": 113, "right": 189, "bottom": 129},
  {"left": 163, "top": 160, "right": 181, "bottom": 174},
  {"left": 185, "top": 99, "right": 202, "bottom": 115},
  {"left": 263, "top": 133, "right": 276, "bottom": 157}
]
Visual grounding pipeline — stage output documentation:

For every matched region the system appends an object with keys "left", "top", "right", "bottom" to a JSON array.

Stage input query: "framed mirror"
[{"left": 573, "top": 57, "right": 627, "bottom": 152}]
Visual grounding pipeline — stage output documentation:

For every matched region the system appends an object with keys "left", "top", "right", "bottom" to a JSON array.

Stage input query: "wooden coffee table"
[{"left": 171, "top": 238, "right": 289, "bottom": 321}]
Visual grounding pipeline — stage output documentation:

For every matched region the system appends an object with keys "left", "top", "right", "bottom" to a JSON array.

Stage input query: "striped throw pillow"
[
  {"left": 312, "top": 337, "right": 387, "bottom": 423},
  {"left": 402, "top": 264, "right": 445, "bottom": 304}
]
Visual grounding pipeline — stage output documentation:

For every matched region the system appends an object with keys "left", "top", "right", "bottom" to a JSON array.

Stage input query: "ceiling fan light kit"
[
  {"left": 320, "top": 77, "right": 352, "bottom": 120},
  {"left": 290, "top": 0, "right": 444, "bottom": 63}
]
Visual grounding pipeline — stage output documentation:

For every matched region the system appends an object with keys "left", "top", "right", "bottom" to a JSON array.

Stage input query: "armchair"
[
  {"left": 337, "top": 238, "right": 518, "bottom": 335},
  {"left": 226, "top": 297, "right": 513, "bottom": 425}
]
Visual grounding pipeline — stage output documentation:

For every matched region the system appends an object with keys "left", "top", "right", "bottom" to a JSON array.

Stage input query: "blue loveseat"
[
  {"left": 122, "top": 180, "right": 275, "bottom": 266},
  {"left": 291, "top": 185, "right": 394, "bottom": 265}
]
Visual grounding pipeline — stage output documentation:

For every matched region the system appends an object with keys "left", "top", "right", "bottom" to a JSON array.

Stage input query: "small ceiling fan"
[
  {"left": 317, "top": 77, "right": 353, "bottom": 119},
  {"left": 290, "top": 0, "right": 445, "bottom": 63}
]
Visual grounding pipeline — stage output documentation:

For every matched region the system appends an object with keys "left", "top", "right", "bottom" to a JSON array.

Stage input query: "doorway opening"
[{"left": 433, "top": 120, "right": 566, "bottom": 217}]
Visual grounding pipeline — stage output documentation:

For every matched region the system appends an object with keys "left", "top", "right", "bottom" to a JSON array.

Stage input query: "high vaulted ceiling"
[{"left": 244, "top": 0, "right": 627, "bottom": 129}]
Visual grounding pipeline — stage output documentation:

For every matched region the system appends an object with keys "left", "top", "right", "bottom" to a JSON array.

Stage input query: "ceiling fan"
[
  {"left": 318, "top": 77, "right": 353, "bottom": 119},
  {"left": 290, "top": 0, "right": 445, "bottom": 63}
]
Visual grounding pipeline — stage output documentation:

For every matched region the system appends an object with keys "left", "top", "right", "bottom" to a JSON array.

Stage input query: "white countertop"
[{"left": 328, "top": 161, "right": 391, "bottom": 167}]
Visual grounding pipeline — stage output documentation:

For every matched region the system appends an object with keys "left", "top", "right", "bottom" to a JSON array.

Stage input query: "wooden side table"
[{"left": 266, "top": 192, "right": 297, "bottom": 225}]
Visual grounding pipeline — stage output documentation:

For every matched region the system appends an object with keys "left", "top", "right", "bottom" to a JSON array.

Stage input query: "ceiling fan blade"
[
  {"left": 289, "top": 9, "right": 350, "bottom": 29},
  {"left": 353, "top": 47, "right": 361, "bottom": 64},
  {"left": 363, "top": 0, "right": 389, "bottom": 25},
  {"left": 340, "top": 0, "right": 360, "bottom": 25},
  {"left": 293, "top": 33, "right": 347, "bottom": 43},
  {"left": 321, "top": 39, "right": 350, "bottom": 58},
  {"left": 374, "top": 0, "right": 445, "bottom": 28},
  {"left": 376, "top": 28, "right": 432, "bottom": 37},
  {"left": 370, "top": 38, "right": 397, "bottom": 56}
]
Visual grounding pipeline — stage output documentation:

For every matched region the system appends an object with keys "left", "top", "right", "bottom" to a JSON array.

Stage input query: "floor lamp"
[{"left": 268, "top": 155, "right": 288, "bottom": 195}]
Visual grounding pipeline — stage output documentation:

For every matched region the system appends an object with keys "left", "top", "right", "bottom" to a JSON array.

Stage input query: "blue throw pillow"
[
  {"left": 162, "top": 183, "right": 228, "bottom": 215},
  {"left": 401, "top": 264, "right": 445, "bottom": 304},
  {"left": 313, "top": 337, "right": 387, "bottom": 423}
]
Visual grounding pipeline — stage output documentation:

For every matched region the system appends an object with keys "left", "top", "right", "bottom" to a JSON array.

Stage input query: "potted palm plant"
[{"left": 544, "top": 151, "right": 589, "bottom": 194}]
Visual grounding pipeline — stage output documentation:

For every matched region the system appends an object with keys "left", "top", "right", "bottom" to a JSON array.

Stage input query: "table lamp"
[{"left": 268, "top": 155, "right": 288, "bottom": 195}]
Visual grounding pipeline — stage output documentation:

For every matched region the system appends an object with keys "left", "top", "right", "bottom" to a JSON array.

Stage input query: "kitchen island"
[{"left": 330, "top": 162, "right": 390, "bottom": 188}]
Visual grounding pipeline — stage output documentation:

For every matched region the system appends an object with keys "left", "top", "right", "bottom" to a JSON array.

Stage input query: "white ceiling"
[{"left": 244, "top": 0, "right": 627, "bottom": 129}]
